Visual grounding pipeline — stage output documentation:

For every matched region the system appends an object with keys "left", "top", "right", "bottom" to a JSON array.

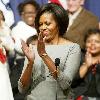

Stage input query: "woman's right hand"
[
  {"left": 85, "top": 50, "right": 99, "bottom": 68},
  {"left": 37, "top": 32, "right": 46, "bottom": 57},
  {"left": 85, "top": 51, "right": 93, "bottom": 68},
  {"left": 21, "top": 39, "right": 35, "bottom": 63}
]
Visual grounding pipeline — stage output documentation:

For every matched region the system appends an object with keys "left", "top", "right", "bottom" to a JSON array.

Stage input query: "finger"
[
  {"left": 85, "top": 51, "right": 90, "bottom": 58},
  {"left": 43, "top": 36, "right": 46, "bottom": 42},
  {"left": 87, "top": 50, "right": 92, "bottom": 57},
  {"left": 21, "top": 39, "right": 27, "bottom": 47},
  {"left": 21, "top": 39, "right": 25, "bottom": 45},
  {"left": 87, "top": 48, "right": 91, "bottom": 53},
  {"left": 21, "top": 39, "right": 28, "bottom": 52},
  {"left": 86, "top": 48, "right": 89, "bottom": 52},
  {"left": 38, "top": 32, "right": 43, "bottom": 41},
  {"left": 29, "top": 44, "right": 33, "bottom": 51}
]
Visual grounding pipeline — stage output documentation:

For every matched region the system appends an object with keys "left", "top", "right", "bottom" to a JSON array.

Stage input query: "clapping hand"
[
  {"left": 85, "top": 49, "right": 100, "bottom": 68},
  {"left": 37, "top": 32, "right": 46, "bottom": 57},
  {"left": 21, "top": 39, "right": 35, "bottom": 63}
]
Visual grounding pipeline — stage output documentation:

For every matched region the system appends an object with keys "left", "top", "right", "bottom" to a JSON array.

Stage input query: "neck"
[
  {"left": 69, "top": 7, "right": 82, "bottom": 15},
  {"left": 92, "top": 54, "right": 100, "bottom": 62},
  {"left": 30, "top": 24, "right": 35, "bottom": 28},
  {"left": 46, "top": 37, "right": 61, "bottom": 45},
  {"left": 92, "top": 53, "right": 100, "bottom": 57}
]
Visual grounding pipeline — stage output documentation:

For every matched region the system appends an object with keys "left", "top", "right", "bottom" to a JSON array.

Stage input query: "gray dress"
[{"left": 18, "top": 43, "right": 81, "bottom": 100}]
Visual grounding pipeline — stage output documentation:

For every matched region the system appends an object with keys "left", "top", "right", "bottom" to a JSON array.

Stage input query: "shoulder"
[
  {"left": 79, "top": 8, "right": 99, "bottom": 28},
  {"left": 58, "top": 42, "right": 81, "bottom": 53},
  {"left": 69, "top": 43, "right": 80, "bottom": 49},
  {"left": 11, "top": 21, "right": 24, "bottom": 30},
  {"left": 81, "top": 8, "right": 98, "bottom": 20},
  {"left": 11, "top": 21, "right": 26, "bottom": 36},
  {"left": 65, "top": 43, "right": 81, "bottom": 54}
]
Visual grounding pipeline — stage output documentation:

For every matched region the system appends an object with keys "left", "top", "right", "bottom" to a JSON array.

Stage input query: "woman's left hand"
[
  {"left": 21, "top": 39, "right": 35, "bottom": 63},
  {"left": 37, "top": 32, "right": 46, "bottom": 57}
]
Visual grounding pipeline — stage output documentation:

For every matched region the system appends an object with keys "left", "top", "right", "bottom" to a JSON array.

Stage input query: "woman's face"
[
  {"left": 86, "top": 34, "right": 100, "bottom": 55},
  {"left": 39, "top": 12, "right": 59, "bottom": 42},
  {"left": 22, "top": 4, "right": 36, "bottom": 26}
]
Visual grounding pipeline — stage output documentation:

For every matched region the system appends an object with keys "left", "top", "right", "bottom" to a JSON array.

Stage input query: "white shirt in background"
[
  {"left": 67, "top": 7, "right": 82, "bottom": 31},
  {"left": 11, "top": 21, "right": 37, "bottom": 54}
]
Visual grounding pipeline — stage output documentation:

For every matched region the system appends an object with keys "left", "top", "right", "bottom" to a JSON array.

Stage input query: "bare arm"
[
  {"left": 37, "top": 33, "right": 58, "bottom": 78},
  {"left": 79, "top": 51, "right": 99, "bottom": 78},
  {"left": 20, "top": 61, "right": 33, "bottom": 90},
  {"left": 79, "top": 63, "right": 89, "bottom": 78},
  {"left": 37, "top": 33, "right": 81, "bottom": 89},
  {"left": 18, "top": 40, "right": 35, "bottom": 92}
]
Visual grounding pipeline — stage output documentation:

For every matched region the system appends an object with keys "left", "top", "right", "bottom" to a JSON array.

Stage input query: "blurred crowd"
[{"left": 0, "top": 0, "right": 100, "bottom": 100}]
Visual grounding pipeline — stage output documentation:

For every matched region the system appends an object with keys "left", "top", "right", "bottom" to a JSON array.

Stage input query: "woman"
[
  {"left": 75, "top": 29, "right": 100, "bottom": 100},
  {"left": 18, "top": 3, "right": 81, "bottom": 100},
  {"left": 0, "top": 10, "right": 14, "bottom": 74},
  {"left": 0, "top": 10, "right": 14, "bottom": 52},
  {"left": 0, "top": 44, "right": 14, "bottom": 100}
]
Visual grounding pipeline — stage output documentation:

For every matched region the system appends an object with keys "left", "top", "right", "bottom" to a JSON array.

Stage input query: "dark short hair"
[
  {"left": 35, "top": 3, "right": 69, "bottom": 36},
  {"left": 26, "top": 35, "right": 38, "bottom": 46},
  {"left": 0, "top": 10, "right": 5, "bottom": 21},
  {"left": 84, "top": 28, "right": 100, "bottom": 42},
  {"left": 18, "top": 0, "right": 40, "bottom": 15}
]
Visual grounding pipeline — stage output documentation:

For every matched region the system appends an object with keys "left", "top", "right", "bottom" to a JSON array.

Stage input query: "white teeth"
[{"left": 28, "top": 17, "right": 34, "bottom": 21}]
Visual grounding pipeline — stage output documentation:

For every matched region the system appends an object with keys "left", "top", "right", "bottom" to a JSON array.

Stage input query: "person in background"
[
  {"left": 26, "top": 34, "right": 38, "bottom": 46},
  {"left": 0, "top": 10, "right": 14, "bottom": 53},
  {"left": 10, "top": 0, "right": 40, "bottom": 98},
  {"left": 9, "top": 0, "right": 25, "bottom": 25},
  {"left": 0, "top": 9, "right": 14, "bottom": 73},
  {"left": 18, "top": 3, "right": 81, "bottom": 100},
  {"left": 0, "top": 0, "right": 14, "bottom": 27},
  {"left": 11, "top": 0, "right": 39, "bottom": 54},
  {"left": 73, "top": 28, "right": 100, "bottom": 100},
  {"left": 0, "top": 43, "right": 14, "bottom": 100},
  {"left": 64, "top": 0, "right": 99, "bottom": 53}
]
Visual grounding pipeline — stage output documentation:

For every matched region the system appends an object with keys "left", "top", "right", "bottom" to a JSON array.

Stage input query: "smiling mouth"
[
  {"left": 90, "top": 48, "right": 96, "bottom": 51},
  {"left": 27, "top": 17, "right": 34, "bottom": 21}
]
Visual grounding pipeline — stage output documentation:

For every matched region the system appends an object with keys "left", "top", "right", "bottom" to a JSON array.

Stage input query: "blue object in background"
[
  {"left": 9, "top": 0, "right": 25, "bottom": 24},
  {"left": 36, "top": 0, "right": 48, "bottom": 6},
  {"left": 84, "top": 0, "right": 100, "bottom": 21},
  {"left": 9, "top": 0, "right": 48, "bottom": 25}
]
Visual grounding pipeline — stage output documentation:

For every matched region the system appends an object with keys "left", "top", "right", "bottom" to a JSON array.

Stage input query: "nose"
[
  {"left": 91, "top": 40, "right": 96, "bottom": 45},
  {"left": 40, "top": 24, "right": 47, "bottom": 31}
]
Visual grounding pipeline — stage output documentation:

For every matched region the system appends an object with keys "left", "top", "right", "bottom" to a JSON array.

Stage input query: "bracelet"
[
  {"left": 51, "top": 69, "right": 58, "bottom": 75},
  {"left": 41, "top": 53, "right": 48, "bottom": 58}
]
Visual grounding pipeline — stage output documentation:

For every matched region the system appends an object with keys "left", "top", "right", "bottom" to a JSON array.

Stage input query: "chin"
[
  {"left": 68, "top": 8, "right": 76, "bottom": 12},
  {"left": 45, "top": 38, "right": 51, "bottom": 43},
  {"left": 26, "top": 21, "right": 34, "bottom": 26},
  {"left": 91, "top": 52, "right": 100, "bottom": 56},
  {"left": 90, "top": 51, "right": 96, "bottom": 54}
]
